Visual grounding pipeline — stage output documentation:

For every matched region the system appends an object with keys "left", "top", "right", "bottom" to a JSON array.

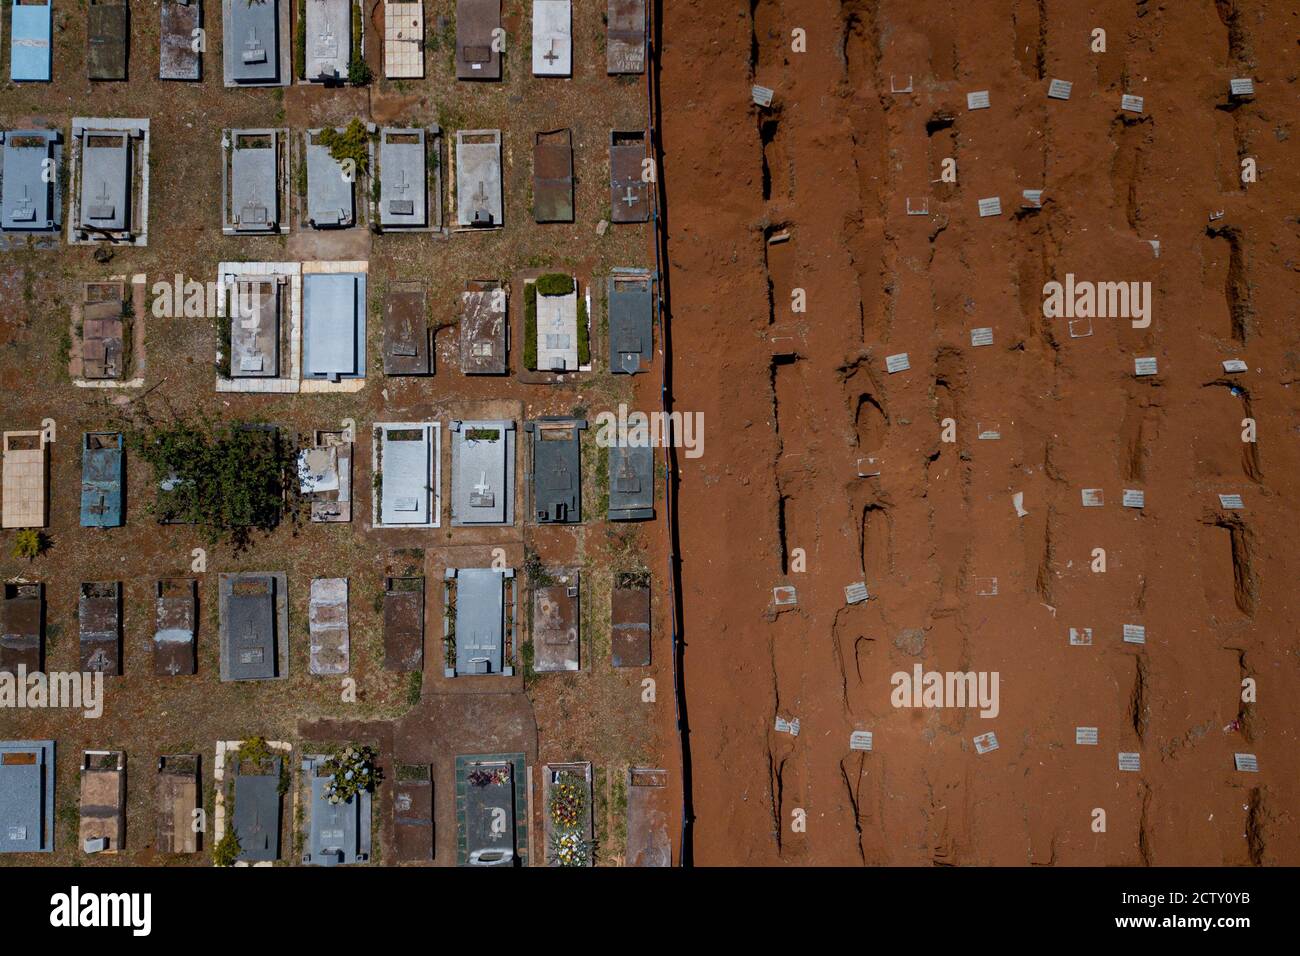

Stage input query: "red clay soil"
[{"left": 659, "top": 0, "right": 1299, "bottom": 865}]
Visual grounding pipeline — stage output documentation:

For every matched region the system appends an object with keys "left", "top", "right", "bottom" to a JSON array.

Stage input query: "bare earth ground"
[
  {"left": 662, "top": 0, "right": 1300, "bottom": 865},
  {"left": 0, "top": 1, "right": 674, "bottom": 866}
]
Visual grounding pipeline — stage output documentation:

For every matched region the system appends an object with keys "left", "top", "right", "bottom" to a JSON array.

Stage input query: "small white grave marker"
[
  {"left": 775, "top": 716, "right": 800, "bottom": 736},
  {"left": 1076, "top": 727, "right": 1099, "bottom": 746},
  {"left": 773, "top": 585, "right": 798, "bottom": 606},
  {"left": 1218, "top": 493, "right": 1244, "bottom": 510},
  {"left": 1229, "top": 77, "right": 1254, "bottom": 98},
  {"left": 752, "top": 85, "right": 775, "bottom": 108},
  {"left": 1021, "top": 189, "right": 1043, "bottom": 208},
  {"left": 1122, "top": 489, "right": 1145, "bottom": 509},
  {"left": 1118, "top": 752, "right": 1142, "bottom": 772},
  {"left": 1081, "top": 488, "right": 1104, "bottom": 508},
  {"left": 1122, "top": 623, "right": 1146, "bottom": 645},
  {"left": 1134, "top": 357, "right": 1158, "bottom": 376},
  {"left": 1047, "top": 79, "right": 1073, "bottom": 100},
  {"left": 1069, "top": 627, "right": 1093, "bottom": 646},
  {"left": 1233, "top": 753, "right": 1259, "bottom": 773},
  {"left": 974, "top": 576, "right": 998, "bottom": 597},
  {"left": 1222, "top": 359, "right": 1247, "bottom": 374},
  {"left": 850, "top": 731, "right": 874, "bottom": 752},
  {"left": 844, "top": 582, "right": 869, "bottom": 605},
  {"left": 966, "top": 90, "right": 990, "bottom": 110},
  {"left": 977, "top": 423, "right": 1001, "bottom": 440},
  {"left": 886, "top": 353, "right": 910, "bottom": 374},
  {"left": 906, "top": 197, "right": 929, "bottom": 216},
  {"left": 1068, "top": 317, "right": 1093, "bottom": 338},
  {"left": 973, "top": 732, "right": 999, "bottom": 754},
  {"left": 856, "top": 457, "right": 881, "bottom": 478},
  {"left": 970, "top": 327, "right": 994, "bottom": 347},
  {"left": 1120, "top": 94, "right": 1144, "bottom": 113},
  {"left": 978, "top": 196, "right": 1002, "bottom": 217}
]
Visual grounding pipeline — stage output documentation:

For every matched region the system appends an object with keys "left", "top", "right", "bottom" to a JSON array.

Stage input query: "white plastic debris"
[
  {"left": 885, "top": 352, "right": 910, "bottom": 374},
  {"left": 856, "top": 456, "right": 881, "bottom": 478},
  {"left": 1068, "top": 317, "right": 1093, "bottom": 338},
  {"left": 1012, "top": 492, "right": 1028, "bottom": 517}
]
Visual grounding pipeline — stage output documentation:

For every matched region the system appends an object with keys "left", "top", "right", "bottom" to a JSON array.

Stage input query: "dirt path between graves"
[{"left": 660, "top": 0, "right": 1299, "bottom": 865}]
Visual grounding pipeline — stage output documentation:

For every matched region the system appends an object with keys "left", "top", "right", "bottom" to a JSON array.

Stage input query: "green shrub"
[
  {"left": 577, "top": 292, "right": 590, "bottom": 366},
  {"left": 213, "top": 830, "right": 241, "bottom": 867},
  {"left": 348, "top": 56, "right": 372, "bottom": 85},
  {"left": 295, "top": 0, "right": 306, "bottom": 79},
  {"left": 523, "top": 283, "right": 538, "bottom": 371},
  {"left": 11, "top": 529, "right": 48, "bottom": 561},
  {"left": 348, "top": 1, "right": 370, "bottom": 84},
  {"left": 125, "top": 416, "right": 294, "bottom": 549},
  {"left": 318, "top": 119, "right": 370, "bottom": 175},
  {"left": 535, "top": 273, "right": 574, "bottom": 296}
]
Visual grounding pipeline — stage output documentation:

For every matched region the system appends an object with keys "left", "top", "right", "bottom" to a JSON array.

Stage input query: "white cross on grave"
[
  {"left": 622, "top": 186, "right": 639, "bottom": 207},
  {"left": 393, "top": 169, "right": 410, "bottom": 197},
  {"left": 472, "top": 180, "right": 489, "bottom": 206},
  {"left": 474, "top": 470, "right": 491, "bottom": 497},
  {"left": 544, "top": 43, "right": 559, "bottom": 65}
]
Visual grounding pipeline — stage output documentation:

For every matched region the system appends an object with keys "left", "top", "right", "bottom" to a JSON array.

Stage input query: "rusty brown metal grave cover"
[
  {"left": 79, "top": 581, "right": 121, "bottom": 675},
  {"left": 156, "top": 754, "right": 200, "bottom": 853},
  {"left": 533, "top": 129, "right": 574, "bottom": 224},
  {"left": 610, "top": 129, "right": 650, "bottom": 223},
  {"left": 456, "top": 0, "right": 501, "bottom": 80},
  {"left": 1, "top": 582, "right": 43, "bottom": 674},
  {"left": 383, "top": 576, "right": 425, "bottom": 671},
  {"left": 532, "top": 572, "right": 579, "bottom": 672},
  {"left": 153, "top": 578, "right": 196, "bottom": 676},
  {"left": 393, "top": 765, "right": 433, "bottom": 862},
  {"left": 607, "top": 0, "right": 646, "bottom": 74},
  {"left": 383, "top": 282, "right": 431, "bottom": 375},
  {"left": 88, "top": 0, "right": 129, "bottom": 82},
  {"left": 611, "top": 581, "right": 651, "bottom": 667}
]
